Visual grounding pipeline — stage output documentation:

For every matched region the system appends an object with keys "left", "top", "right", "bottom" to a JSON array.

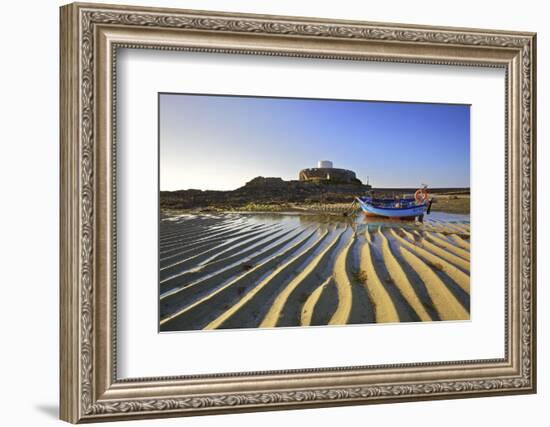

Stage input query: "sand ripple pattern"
[{"left": 159, "top": 213, "right": 470, "bottom": 331}]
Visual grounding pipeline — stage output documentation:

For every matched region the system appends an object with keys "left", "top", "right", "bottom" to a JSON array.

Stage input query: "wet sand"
[{"left": 159, "top": 211, "right": 471, "bottom": 332}]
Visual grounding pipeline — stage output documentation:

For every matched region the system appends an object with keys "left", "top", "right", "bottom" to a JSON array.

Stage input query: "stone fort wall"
[{"left": 298, "top": 167, "right": 361, "bottom": 184}]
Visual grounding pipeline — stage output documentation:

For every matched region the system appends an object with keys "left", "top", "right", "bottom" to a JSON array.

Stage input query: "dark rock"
[{"left": 160, "top": 176, "right": 372, "bottom": 210}]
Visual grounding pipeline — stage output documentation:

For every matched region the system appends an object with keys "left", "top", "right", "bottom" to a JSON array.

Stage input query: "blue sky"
[{"left": 159, "top": 93, "right": 470, "bottom": 191}]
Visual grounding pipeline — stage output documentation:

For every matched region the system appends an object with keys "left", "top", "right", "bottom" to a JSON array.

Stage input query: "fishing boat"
[{"left": 355, "top": 187, "right": 432, "bottom": 220}]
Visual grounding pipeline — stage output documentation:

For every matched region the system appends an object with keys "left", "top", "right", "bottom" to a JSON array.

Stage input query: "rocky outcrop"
[
  {"left": 160, "top": 176, "right": 370, "bottom": 210},
  {"left": 160, "top": 176, "right": 469, "bottom": 210}
]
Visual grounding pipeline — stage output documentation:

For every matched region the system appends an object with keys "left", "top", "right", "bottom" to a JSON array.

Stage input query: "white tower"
[{"left": 318, "top": 160, "right": 333, "bottom": 169}]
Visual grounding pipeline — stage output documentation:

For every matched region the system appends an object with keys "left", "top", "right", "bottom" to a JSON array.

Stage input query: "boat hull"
[{"left": 356, "top": 197, "right": 428, "bottom": 219}]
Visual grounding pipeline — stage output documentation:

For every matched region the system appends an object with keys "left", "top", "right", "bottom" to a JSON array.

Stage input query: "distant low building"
[{"left": 299, "top": 160, "right": 363, "bottom": 185}]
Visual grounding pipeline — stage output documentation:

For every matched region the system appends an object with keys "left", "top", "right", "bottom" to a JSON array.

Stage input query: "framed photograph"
[{"left": 60, "top": 2, "right": 537, "bottom": 423}]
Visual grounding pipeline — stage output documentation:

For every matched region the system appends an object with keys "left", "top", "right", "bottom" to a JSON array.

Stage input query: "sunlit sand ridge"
[{"left": 159, "top": 212, "right": 470, "bottom": 332}]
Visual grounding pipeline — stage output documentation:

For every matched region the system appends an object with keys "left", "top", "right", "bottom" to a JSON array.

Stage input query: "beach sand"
[{"left": 159, "top": 211, "right": 470, "bottom": 332}]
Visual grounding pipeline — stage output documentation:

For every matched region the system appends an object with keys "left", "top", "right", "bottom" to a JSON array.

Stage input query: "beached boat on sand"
[{"left": 355, "top": 188, "right": 432, "bottom": 220}]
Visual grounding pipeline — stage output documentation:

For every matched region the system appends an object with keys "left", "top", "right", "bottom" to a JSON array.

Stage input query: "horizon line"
[{"left": 161, "top": 186, "right": 471, "bottom": 192}]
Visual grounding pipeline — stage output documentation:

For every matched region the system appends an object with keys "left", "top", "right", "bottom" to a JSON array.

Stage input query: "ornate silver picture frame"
[{"left": 60, "top": 2, "right": 536, "bottom": 423}]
